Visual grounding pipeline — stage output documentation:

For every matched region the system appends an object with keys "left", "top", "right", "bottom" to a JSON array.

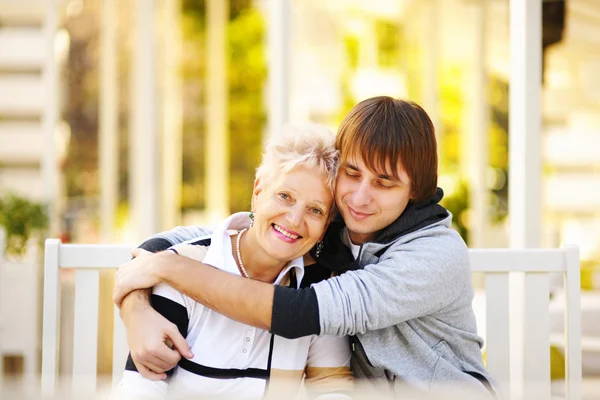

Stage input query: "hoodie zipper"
[
  {"left": 351, "top": 244, "right": 364, "bottom": 270},
  {"left": 350, "top": 335, "right": 376, "bottom": 368}
]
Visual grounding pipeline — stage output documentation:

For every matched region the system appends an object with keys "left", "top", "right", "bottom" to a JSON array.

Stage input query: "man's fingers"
[
  {"left": 146, "top": 342, "right": 181, "bottom": 370},
  {"left": 113, "top": 286, "right": 128, "bottom": 307},
  {"left": 167, "top": 326, "right": 194, "bottom": 359},
  {"left": 156, "top": 347, "right": 183, "bottom": 368},
  {"left": 137, "top": 340, "right": 181, "bottom": 370},
  {"left": 143, "top": 354, "right": 175, "bottom": 373},
  {"left": 134, "top": 361, "right": 167, "bottom": 381},
  {"left": 131, "top": 247, "right": 151, "bottom": 258}
]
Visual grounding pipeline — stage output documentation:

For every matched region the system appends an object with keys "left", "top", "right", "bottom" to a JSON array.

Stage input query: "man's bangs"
[{"left": 342, "top": 136, "right": 402, "bottom": 181}]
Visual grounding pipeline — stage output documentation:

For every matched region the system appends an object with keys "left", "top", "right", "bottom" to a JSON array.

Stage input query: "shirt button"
[
  {"left": 242, "top": 349, "right": 247, "bottom": 353},
  {"left": 246, "top": 337, "right": 250, "bottom": 342}
]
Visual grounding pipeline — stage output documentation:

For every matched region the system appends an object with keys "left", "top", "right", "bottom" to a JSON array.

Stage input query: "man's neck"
[{"left": 348, "top": 230, "right": 374, "bottom": 245}]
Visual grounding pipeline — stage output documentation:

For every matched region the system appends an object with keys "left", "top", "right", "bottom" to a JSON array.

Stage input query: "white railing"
[{"left": 41, "top": 240, "right": 582, "bottom": 399}]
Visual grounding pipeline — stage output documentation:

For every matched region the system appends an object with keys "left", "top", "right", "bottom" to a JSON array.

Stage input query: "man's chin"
[{"left": 345, "top": 220, "right": 373, "bottom": 235}]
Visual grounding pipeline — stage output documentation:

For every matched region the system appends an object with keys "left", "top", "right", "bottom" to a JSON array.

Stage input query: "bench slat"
[
  {"left": 485, "top": 273, "right": 510, "bottom": 390},
  {"left": 58, "top": 244, "right": 133, "bottom": 268},
  {"left": 564, "top": 246, "right": 582, "bottom": 400},
  {"left": 72, "top": 270, "right": 100, "bottom": 392},
  {"left": 469, "top": 249, "right": 567, "bottom": 272},
  {"left": 523, "top": 272, "right": 551, "bottom": 399},
  {"left": 41, "top": 239, "right": 61, "bottom": 395}
]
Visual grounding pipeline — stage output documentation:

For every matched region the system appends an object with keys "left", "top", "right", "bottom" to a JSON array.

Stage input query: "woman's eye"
[
  {"left": 311, "top": 208, "right": 323, "bottom": 215},
  {"left": 278, "top": 193, "right": 290, "bottom": 200}
]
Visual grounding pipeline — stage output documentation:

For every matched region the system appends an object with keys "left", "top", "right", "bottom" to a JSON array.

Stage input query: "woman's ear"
[{"left": 251, "top": 178, "right": 263, "bottom": 211}]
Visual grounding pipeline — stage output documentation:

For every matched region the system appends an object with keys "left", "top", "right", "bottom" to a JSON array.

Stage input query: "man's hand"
[
  {"left": 114, "top": 248, "right": 164, "bottom": 307},
  {"left": 121, "top": 294, "right": 194, "bottom": 380}
]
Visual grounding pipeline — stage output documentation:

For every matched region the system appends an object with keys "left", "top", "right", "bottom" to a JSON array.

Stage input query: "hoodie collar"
[{"left": 311, "top": 188, "right": 449, "bottom": 272}]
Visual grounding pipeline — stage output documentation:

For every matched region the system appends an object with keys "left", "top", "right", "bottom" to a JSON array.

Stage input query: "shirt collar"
[{"left": 203, "top": 212, "right": 304, "bottom": 288}]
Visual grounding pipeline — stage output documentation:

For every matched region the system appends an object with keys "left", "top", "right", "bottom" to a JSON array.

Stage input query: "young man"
[{"left": 114, "top": 97, "right": 496, "bottom": 396}]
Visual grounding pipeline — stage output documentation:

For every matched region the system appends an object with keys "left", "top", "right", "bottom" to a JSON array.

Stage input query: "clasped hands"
[{"left": 113, "top": 249, "right": 193, "bottom": 380}]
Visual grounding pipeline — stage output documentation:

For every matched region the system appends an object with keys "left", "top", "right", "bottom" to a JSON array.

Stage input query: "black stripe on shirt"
[
  {"left": 138, "top": 237, "right": 173, "bottom": 253},
  {"left": 188, "top": 238, "right": 212, "bottom": 247},
  {"left": 178, "top": 358, "right": 269, "bottom": 380},
  {"left": 262, "top": 334, "right": 276, "bottom": 396}
]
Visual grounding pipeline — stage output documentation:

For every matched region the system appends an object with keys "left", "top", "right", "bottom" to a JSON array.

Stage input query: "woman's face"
[{"left": 251, "top": 164, "right": 333, "bottom": 264}]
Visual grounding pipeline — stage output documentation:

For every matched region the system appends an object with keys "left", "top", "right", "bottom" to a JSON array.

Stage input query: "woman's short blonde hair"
[{"left": 255, "top": 124, "right": 339, "bottom": 196}]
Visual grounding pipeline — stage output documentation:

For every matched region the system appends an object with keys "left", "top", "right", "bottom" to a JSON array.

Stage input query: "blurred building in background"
[{"left": 0, "top": 0, "right": 599, "bottom": 391}]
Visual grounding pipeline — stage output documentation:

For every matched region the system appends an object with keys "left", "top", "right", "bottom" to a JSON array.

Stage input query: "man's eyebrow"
[
  {"left": 377, "top": 172, "right": 397, "bottom": 181},
  {"left": 345, "top": 161, "right": 400, "bottom": 182},
  {"left": 344, "top": 162, "right": 359, "bottom": 171}
]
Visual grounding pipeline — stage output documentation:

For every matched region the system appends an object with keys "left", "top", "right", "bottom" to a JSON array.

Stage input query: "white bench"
[{"left": 41, "top": 240, "right": 582, "bottom": 398}]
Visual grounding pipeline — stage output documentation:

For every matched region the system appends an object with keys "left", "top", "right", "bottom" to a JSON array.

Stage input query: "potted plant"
[{"left": 0, "top": 193, "right": 49, "bottom": 259}]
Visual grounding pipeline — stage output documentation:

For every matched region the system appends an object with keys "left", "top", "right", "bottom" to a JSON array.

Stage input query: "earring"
[
  {"left": 249, "top": 211, "right": 255, "bottom": 227},
  {"left": 315, "top": 241, "right": 324, "bottom": 258}
]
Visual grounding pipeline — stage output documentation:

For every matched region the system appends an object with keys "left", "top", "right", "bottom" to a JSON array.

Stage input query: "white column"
[
  {"left": 42, "top": 0, "right": 58, "bottom": 235},
  {"left": 99, "top": 0, "right": 118, "bottom": 241},
  {"left": 130, "top": 0, "right": 158, "bottom": 239},
  {"left": 267, "top": 0, "right": 291, "bottom": 138},
  {"left": 466, "top": 1, "right": 489, "bottom": 248},
  {"left": 422, "top": 0, "right": 440, "bottom": 143},
  {"left": 509, "top": 0, "right": 542, "bottom": 398},
  {"left": 160, "top": 0, "right": 183, "bottom": 229},
  {"left": 205, "top": 0, "right": 229, "bottom": 222}
]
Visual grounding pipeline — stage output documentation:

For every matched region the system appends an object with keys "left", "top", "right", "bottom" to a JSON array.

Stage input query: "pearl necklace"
[{"left": 235, "top": 228, "right": 250, "bottom": 278}]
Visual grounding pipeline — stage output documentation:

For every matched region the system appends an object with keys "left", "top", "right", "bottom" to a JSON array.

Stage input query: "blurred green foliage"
[
  {"left": 181, "top": 0, "right": 266, "bottom": 213},
  {"left": 62, "top": 1, "right": 266, "bottom": 226},
  {"left": 488, "top": 77, "right": 509, "bottom": 222},
  {"left": 442, "top": 181, "right": 470, "bottom": 243},
  {"left": 339, "top": 15, "right": 510, "bottom": 244},
  {"left": 0, "top": 194, "right": 48, "bottom": 257}
]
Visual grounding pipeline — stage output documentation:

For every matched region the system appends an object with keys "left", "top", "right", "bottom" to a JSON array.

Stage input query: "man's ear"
[{"left": 251, "top": 178, "right": 263, "bottom": 211}]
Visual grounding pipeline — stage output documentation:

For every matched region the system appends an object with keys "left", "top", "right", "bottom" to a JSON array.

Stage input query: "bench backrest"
[{"left": 41, "top": 240, "right": 582, "bottom": 398}]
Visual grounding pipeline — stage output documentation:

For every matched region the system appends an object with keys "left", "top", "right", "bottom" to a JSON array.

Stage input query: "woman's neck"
[{"left": 231, "top": 229, "right": 288, "bottom": 283}]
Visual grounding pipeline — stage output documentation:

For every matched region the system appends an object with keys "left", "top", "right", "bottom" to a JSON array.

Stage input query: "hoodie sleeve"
[
  {"left": 312, "top": 228, "right": 471, "bottom": 336},
  {"left": 138, "top": 225, "right": 213, "bottom": 252}
]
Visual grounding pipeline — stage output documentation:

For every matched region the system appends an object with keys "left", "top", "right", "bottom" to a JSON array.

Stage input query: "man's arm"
[
  {"left": 118, "top": 226, "right": 208, "bottom": 379},
  {"left": 118, "top": 231, "right": 469, "bottom": 342},
  {"left": 313, "top": 232, "right": 471, "bottom": 336},
  {"left": 120, "top": 224, "right": 212, "bottom": 318},
  {"left": 155, "top": 252, "right": 274, "bottom": 330},
  {"left": 142, "top": 225, "right": 213, "bottom": 249}
]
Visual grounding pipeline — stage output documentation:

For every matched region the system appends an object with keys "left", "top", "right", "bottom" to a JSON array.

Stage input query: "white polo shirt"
[{"left": 120, "top": 213, "right": 351, "bottom": 399}]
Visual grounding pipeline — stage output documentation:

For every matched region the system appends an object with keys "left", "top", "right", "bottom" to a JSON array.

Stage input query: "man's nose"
[{"left": 351, "top": 180, "right": 372, "bottom": 207}]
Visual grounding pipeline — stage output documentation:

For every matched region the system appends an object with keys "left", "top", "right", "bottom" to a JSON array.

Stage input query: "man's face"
[{"left": 335, "top": 154, "right": 412, "bottom": 244}]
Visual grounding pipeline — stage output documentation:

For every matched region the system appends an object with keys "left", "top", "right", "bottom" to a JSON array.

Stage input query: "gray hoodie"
[{"left": 313, "top": 214, "right": 495, "bottom": 395}]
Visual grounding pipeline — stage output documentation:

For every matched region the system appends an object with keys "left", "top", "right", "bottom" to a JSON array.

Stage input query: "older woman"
[{"left": 118, "top": 125, "right": 351, "bottom": 399}]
